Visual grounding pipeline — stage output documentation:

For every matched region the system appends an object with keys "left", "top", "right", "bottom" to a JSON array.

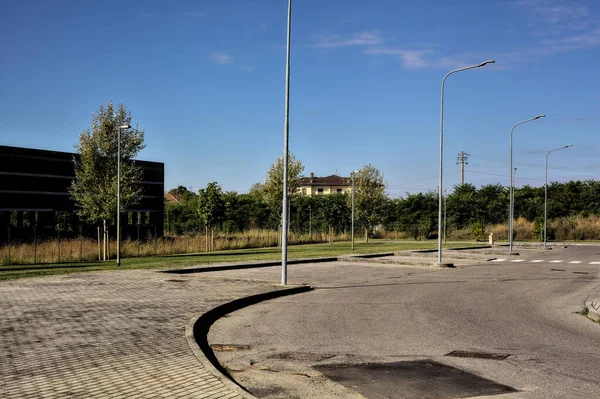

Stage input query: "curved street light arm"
[
  {"left": 544, "top": 144, "right": 573, "bottom": 249},
  {"left": 438, "top": 60, "right": 495, "bottom": 264}
]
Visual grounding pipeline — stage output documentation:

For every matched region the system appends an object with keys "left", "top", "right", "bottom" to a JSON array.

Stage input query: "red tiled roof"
[
  {"left": 298, "top": 174, "right": 350, "bottom": 186},
  {"left": 165, "top": 193, "right": 182, "bottom": 203}
]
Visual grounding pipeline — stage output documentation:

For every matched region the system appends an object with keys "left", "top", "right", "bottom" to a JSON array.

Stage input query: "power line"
[
  {"left": 467, "top": 170, "right": 545, "bottom": 181},
  {"left": 389, "top": 171, "right": 459, "bottom": 188}
]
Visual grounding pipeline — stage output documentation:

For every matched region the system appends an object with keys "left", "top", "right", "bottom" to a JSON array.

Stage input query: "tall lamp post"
[
  {"left": 117, "top": 123, "right": 130, "bottom": 266},
  {"left": 512, "top": 168, "right": 517, "bottom": 239},
  {"left": 438, "top": 59, "right": 495, "bottom": 264},
  {"left": 509, "top": 114, "right": 545, "bottom": 254},
  {"left": 351, "top": 170, "right": 359, "bottom": 250},
  {"left": 281, "top": 0, "right": 292, "bottom": 285},
  {"left": 544, "top": 144, "right": 572, "bottom": 249}
]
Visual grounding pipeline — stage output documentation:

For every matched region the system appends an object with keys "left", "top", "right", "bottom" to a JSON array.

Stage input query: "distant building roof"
[
  {"left": 165, "top": 192, "right": 181, "bottom": 203},
  {"left": 298, "top": 173, "right": 350, "bottom": 187}
]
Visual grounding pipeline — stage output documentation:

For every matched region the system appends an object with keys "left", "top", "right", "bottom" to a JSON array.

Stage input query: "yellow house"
[{"left": 298, "top": 173, "right": 352, "bottom": 196}]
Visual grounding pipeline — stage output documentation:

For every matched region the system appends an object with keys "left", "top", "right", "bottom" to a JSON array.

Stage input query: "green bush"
[{"left": 470, "top": 221, "right": 486, "bottom": 241}]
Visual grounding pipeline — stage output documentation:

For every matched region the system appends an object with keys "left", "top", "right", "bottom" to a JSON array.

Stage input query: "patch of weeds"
[{"left": 580, "top": 306, "right": 589, "bottom": 316}]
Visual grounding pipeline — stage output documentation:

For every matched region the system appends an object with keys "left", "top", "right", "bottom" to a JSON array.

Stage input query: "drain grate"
[
  {"left": 445, "top": 350, "right": 510, "bottom": 360},
  {"left": 211, "top": 344, "right": 251, "bottom": 352},
  {"left": 573, "top": 271, "right": 589, "bottom": 275},
  {"left": 166, "top": 279, "right": 187, "bottom": 283}
]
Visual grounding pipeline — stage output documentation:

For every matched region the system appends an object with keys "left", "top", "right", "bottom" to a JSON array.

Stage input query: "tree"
[
  {"left": 70, "top": 101, "right": 145, "bottom": 261},
  {"left": 352, "top": 164, "right": 387, "bottom": 242},
  {"left": 197, "top": 182, "right": 225, "bottom": 251},
  {"left": 261, "top": 153, "right": 305, "bottom": 226}
]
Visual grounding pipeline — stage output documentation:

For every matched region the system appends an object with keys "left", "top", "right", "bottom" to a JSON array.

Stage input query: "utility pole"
[{"left": 456, "top": 151, "right": 470, "bottom": 185}]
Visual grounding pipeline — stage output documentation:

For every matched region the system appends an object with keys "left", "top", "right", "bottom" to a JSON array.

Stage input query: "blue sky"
[{"left": 1, "top": 0, "right": 598, "bottom": 197}]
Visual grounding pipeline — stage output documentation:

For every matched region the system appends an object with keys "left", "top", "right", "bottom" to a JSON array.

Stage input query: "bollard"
[{"left": 489, "top": 232, "right": 494, "bottom": 245}]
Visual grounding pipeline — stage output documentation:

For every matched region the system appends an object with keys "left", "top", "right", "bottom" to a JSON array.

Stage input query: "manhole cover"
[
  {"left": 210, "top": 344, "right": 251, "bottom": 352},
  {"left": 314, "top": 360, "right": 517, "bottom": 399},
  {"left": 445, "top": 350, "right": 510, "bottom": 360},
  {"left": 268, "top": 352, "right": 335, "bottom": 362}
]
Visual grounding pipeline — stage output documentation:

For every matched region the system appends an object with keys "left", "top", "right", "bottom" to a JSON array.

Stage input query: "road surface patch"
[
  {"left": 314, "top": 360, "right": 517, "bottom": 399},
  {"left": 445, "top": 350, "right": 510, "bottom": 360}
]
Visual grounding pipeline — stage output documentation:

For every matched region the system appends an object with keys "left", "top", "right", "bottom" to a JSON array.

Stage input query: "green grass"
[{"left": 0, "top": 239, "right": 480, "bottom": 281}]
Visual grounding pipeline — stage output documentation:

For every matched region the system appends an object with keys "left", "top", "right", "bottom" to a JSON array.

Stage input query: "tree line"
[{"left": 167, "top": 172, "right": 600, "bottom": 240}]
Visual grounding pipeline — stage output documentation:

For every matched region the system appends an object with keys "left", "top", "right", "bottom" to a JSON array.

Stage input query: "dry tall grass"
[
  {"left": 0, "top": 228, "right": 349, "bottom": 266},
  {"left": 475, "top": 216, "right": 600, "bottom": 241}
]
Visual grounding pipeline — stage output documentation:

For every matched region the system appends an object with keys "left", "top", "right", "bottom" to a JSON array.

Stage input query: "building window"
[
  {"left": 318, "top": 188, "right": 324, "bottom": 194},
  {"left": 337, "top": 189, "right": 342, "bottom": 193}
]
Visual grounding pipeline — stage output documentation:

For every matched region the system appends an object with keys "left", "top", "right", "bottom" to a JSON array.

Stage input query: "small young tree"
[
  {"left": 197, "top": 182, "right": 225, "bottom": 252},
  {"left": 352, "top": 164, "right": 387, "bottom": 242},
  {"left": 262, "top": 153, "right": 305, "bottom": 228},
  {"left": 70, "top": 102, "right": 145, "bottom": 260}
]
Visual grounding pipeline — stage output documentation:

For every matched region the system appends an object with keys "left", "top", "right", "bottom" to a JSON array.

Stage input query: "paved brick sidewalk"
[{"left": 0, "top": 269, "right": 280, "bottom": 398}]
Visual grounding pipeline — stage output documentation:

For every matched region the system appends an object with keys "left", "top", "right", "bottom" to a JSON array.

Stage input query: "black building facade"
[{"left": 0, "top": 145, "right": 164, "bottom": 243}]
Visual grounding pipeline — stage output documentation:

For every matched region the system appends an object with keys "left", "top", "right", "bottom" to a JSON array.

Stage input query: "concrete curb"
[
  {"left": 166, "top": 257, "right": 338, "bottom": 274},
  {"left": 186, "top": 285, "right": 314, "bottom": 398},
  {"left": 585, "top": 298, "right": 600, "bottom": 322},
  {"left": 339, "top": 256, "right": 446, "bottom": 267}
]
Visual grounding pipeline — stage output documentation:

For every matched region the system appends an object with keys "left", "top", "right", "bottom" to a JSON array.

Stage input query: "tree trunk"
[
  {"left": 211, "top": 227, "right": 214, "bottom": 252},
  {"left": 97, "top": 226, "right": 101, "bottom": 261},
  {"left": 365, "top": 227, "right": 369, "bottom": 243},
  {"left": 205, "top": 225, "right": 209, "bottom": 253}
]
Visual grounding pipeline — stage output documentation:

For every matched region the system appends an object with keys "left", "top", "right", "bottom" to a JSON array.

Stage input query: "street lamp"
[
  {"left": 437, "top": 59, "right": 495, "bottom": 265},
  {"left": 117, "top": 123, "right": 131, "bottom": 266},
  {"left": 281, "top": 0, "right": 292, "bottom": 285},
  {"left": 351, "top": 170, "right": 359, "bottom": 250},
  {"left": 509, "top": 114, "right": 545, "bottom": 254},
  {"left": 544, "top": 144, "right": 572, "bottom": 249},
  {"left": 512, "top": 168, "right": 517, "bottom": 239},
  {"left": 443, "top": 189, "right": 447, "bottom": 245}
]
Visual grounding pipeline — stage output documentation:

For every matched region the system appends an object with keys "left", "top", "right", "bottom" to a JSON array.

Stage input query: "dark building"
[{"left": 0, "top": 145, "right": 164, "bottom": 243}]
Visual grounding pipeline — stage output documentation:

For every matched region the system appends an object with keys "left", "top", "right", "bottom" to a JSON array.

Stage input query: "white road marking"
[
  {"left": 492, "top": 259, "right": 507, "bottom": 262},
  {"left": 530, "top": 260, "right": 544, "bottom": 263},
  {"left": 590, "top": 261, "right": 600, "bottom": 265},
  {"left": 549, "top": 260, "right": 564, "bottom": 263},
  {"left": 511, "top": 259, "right": 525, "bottom": 262},
  {"left": 569, "top": 261, "right": 582, "bottom": 264}
]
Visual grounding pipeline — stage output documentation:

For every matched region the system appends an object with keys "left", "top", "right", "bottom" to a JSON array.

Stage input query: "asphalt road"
[{"left": 208, "top": 245, "right": 600, "bottom": 399}]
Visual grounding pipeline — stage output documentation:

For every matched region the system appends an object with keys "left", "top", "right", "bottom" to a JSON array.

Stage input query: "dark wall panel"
[{"left": 0, "top": 145, "right": 164, "bottom": 238}]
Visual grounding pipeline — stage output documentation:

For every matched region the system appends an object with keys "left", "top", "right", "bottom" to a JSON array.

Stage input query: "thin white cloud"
[
  {"left": 513, "top": 0, "right": 594, "bottom": 37},
  {"left": 541, "top": 27, "right": 600, "bottom": 51},
  {"left": 315, "top": 2, "right": 599, "bottom": 71},
  {"left": 315, "top": 31, "right": 383, "bottom": 48},
  {"left": 209, "top": 52, "right": 233, "bottom": 65},
  {"left": 365, "top": 48, "right": 434, "bottom": 69}
]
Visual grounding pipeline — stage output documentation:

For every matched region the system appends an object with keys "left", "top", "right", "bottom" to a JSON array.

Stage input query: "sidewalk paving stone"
[{"left": 0, "top": 268, "right": 281, "bottom": 398}]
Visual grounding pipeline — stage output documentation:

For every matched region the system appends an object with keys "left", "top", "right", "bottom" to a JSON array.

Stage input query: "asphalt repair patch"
[{"left": 314, "top": 360, "right": 517, "bottom": 399}]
